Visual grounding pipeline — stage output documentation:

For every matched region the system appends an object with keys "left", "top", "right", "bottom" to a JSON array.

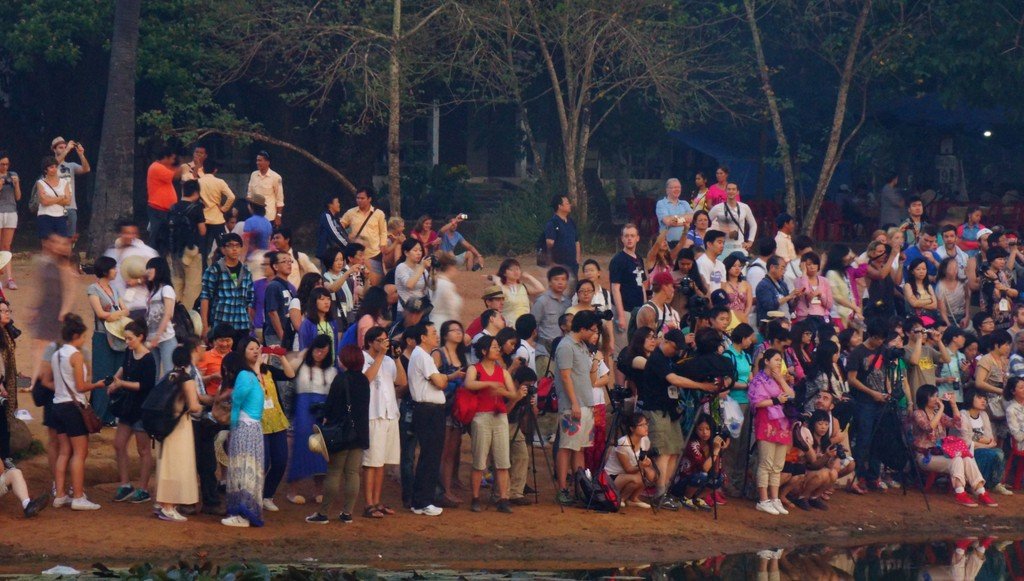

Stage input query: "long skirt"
[
  {"left": 225, "top": 420, "right": 265, "bottom": 526},
  {"left": 288, "top": 392, "right": 328, "bottom": 483},
  {"left": 156, "top": 413, "right": 199, "bottom": 505},
  {"left": 90, "top": 332, "right": 122, "bottom": 423}
]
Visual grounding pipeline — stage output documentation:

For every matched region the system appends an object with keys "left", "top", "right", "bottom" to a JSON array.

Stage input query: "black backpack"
[
  {"left": 140, "top": 371, "right": 187, "bottom": 442},
  {"left": 162, "top": 202, "right": 199, "bottom": 257},
  {"left": 627, "top": 301, "right": 666, "bottom": 343},
  {"left": 171, "top": 302, "right": 197, "bottom": 341},
  {"left": 574, "top": 467, "right": 620, "bottom": 513}
]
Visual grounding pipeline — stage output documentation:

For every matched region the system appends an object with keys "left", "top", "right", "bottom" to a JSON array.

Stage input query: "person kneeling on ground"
[
  {"left": 911, "top": 384, "right": 996, "bottom": 508},
  {"left": 603, "top": 413, "right": 656, "bottom": 509},
  {"left": 672, "top": 415, "right": 728, "bottom": 511},
  {"left": 0, "top": 461, "right": 49, "bottom": 518},
  {"left": 781, "top": 413, "right": 834, "bottom": 511}
]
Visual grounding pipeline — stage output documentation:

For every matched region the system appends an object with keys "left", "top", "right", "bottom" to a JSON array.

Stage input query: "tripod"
[
  {"left": 865, "top": 395, "right": 931, "bottom": 511},
  {"left": 509, "top": 398, "right": 563, "bottom": 513},
  {"left": 598, "top": 390, "right": 661, "bottom": 513}
]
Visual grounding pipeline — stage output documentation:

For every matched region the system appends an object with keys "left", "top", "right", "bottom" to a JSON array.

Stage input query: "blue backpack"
[{"left": 339, "top": 322, "right": 359, "bottom": 349}]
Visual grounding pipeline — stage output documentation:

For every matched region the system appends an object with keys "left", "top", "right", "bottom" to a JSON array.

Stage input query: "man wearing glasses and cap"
[
  {"left": 247, "top": 151, "right": 284, "bottom": 226},
  {"left": 50, "top": 136, "right": 90, "bottom": 243}
]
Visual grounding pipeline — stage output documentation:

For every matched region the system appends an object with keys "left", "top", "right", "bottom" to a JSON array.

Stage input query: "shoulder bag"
[
  {"left": 320, "top": 375, "right": 358, "bottom": 452},
  {"left": 57, "top": 351, "right": 102, "bottom": 434}
]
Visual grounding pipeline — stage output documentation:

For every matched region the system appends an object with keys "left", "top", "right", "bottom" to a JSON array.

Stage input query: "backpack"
[
  {"left": 339, "top": 321, "right": 359, "bottom": 349},
  {"left": 164, "top": 202, "right": 199, "bottom": 258},
  {"left": 626, "top": 301, "right": 666, "bottom": 342},
  {"left": 140, "top": 371, "right": 187, "bottom": 442},
  {"left": 574, "top": 467, "right": 619, "bottom": 513},
  {"left": 536, "top": 356, "right": 558, "bottom": 414},
  {"left": 171, "top": 302, "right": 197, "bottom": 343}
]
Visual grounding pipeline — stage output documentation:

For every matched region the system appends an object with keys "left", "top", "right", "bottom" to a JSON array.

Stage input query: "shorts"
[
  {"left": 558, "top": 406, "right": 595, "bottom": 452},
  {"left": 470, "top": 412, "right": 511, "bottom": 470},
  {"left": 118, "top": 418, "right": 145, "bottom": 432},
  {"left": 36, "top": 215, "right": 68, "bottom": 239},
  {"left": 453, "top": 252, "right": 468, "bottom": 267},
  {"left": 42, "top": 404, "right": 55, "bottom": 429},
  {"left": 367, "top": 257, "right": 384, "bottom": 276},
  {"left": 363, "top": 417, "right": 401, "bottom": 467},
  {"left": 0, "top": 212, "right": 18, "bottom": 229},
  {"left": 646, "top": 410, "right": 684, "bottom": 456},
  {"left": 0, "top": 468, "right": 13, "bottom": 497},
  {"left": 50, "top": 401, "right": 89, "bottom": 438},
  {"left": 782, "top": 462, "right": 807, "bottom": 476}
]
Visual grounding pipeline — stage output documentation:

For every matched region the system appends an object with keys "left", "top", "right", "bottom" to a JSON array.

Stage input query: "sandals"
[
  {"left": 376, "top": 504, "right": 396, "bottom": 515},
  {"left": 287, "top": 494, "right": 307, "bottom": 505},
  {"left": 363, "top": 506, "right": 385, "bottom": 519}
]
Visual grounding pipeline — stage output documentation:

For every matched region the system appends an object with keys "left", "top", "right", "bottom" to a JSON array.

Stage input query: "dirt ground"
[{"left": 2, "top": 255, "right": 1024, "bottom": 574}]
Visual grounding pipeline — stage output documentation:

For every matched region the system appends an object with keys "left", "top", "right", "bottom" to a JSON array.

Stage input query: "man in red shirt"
[
  {"left": 464, "top": 285, "right": 506, "bottom": 338},
  {"left": 147, "top": 147, "right": 179, "bottom": 241}
]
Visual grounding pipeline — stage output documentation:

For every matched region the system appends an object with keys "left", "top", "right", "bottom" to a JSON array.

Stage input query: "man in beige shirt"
[
  {"left": 340, "top": 187, "right": 388, "bottom": 285},
  {"left": 774, "top": 212, "right": 797, "bottom": 265},
  {"left": 247, "top": 150, "right": 284, "bottom": 224},
  {"left": 180, "top": 144, "right": 207, "bottom": 183},
  {"left": 198, "top": 159, "right": 236, "bottom": 265}
]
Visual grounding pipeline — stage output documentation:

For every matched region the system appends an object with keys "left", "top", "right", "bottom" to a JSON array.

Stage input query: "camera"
[
  {"left": 457, "top": 213, "right": 469, "bottom": 220},
  {"left": 608, "top": 384, "right": 631, "bottom": 404},
  {"left": 638, "top": 447, "right": 660, "bottom": 462},
  {"left": 594, "top": 309, "right": 614, "bottom": 322},
  {"left": 883, "top": 346, "right": 903, "bottom": 361},
  {"left": 677, "top": 276, "right": 695, "bottom": 296},
  {"left": 832, "top": 444, "right": 847, "bottom": 460}
]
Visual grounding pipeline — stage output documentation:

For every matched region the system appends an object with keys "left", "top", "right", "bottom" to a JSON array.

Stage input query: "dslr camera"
[
  {"left": 832, "top": 444, "right": 848, "bottom": 460},
  {"left": 594, "top": 309, "right": 614, "bottom": 322}
]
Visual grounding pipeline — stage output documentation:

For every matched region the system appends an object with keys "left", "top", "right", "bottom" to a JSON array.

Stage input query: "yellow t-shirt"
[{"left": 258, "top": 370, "right": 290, "bottom": 435}]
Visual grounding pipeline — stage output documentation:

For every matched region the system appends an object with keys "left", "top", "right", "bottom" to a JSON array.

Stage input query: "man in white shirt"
[
  {"left": 247, "top": 151, "right": 284, "bottom": 224},
  {"left": 513, "top": 314, "right": 538, "bottom": 374},
  {"left": 406, "top": 322, "right": 449, "bottom": 516},
  {"left": 179, "top": 144, "right": 207, "bottom": 183},
  {"left": 51, "top": 136, "right": 90, "bottom": 242},
  {"left": 103, "top": 219, "right": 158, "bottom": 296},
  {"left": 784, "top": 235, "right": 814, "bottom": 292},
  {"left": 697, "top": 230, "right": 728, "bottom": 292},
  {"left": 773, "top": 213, "right": 797, "bottom": 265},
  {"left": 362, "top": 326, "right": 408, "bottom": 515},
  {"left": 936, "top": 224, "right": 969, "bottom": 281},
  {"left": 709, "top": 183, "right": 757, "bottom": 256}
]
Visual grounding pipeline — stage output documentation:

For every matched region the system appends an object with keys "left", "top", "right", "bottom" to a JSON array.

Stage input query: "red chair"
[{"left": 1004, "top": 446, "right": 1024, "bottom": 490}]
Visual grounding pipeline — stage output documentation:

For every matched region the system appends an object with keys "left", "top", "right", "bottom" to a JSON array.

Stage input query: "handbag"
[
  {"left": 57, "top": 351, "right": 102, "bottom": 434},
  {"left": 31, "top": 379, "right": 55, "bottom": 408},
  {"left": 211, "top": 387, "right": 233, "bottom": 426},
  {"left": 321, "top": 376, "right": 357, "bottom": 453},
  {"left": 451, "top": 386, "right": 478, "bottom": 426}
]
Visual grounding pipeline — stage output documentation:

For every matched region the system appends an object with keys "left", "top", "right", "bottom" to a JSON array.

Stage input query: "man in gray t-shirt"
[
  {"left": 530, "top": 267, "right": 571, "bottom": 357},
  {"left": 878, "top": 173, "right": 902, "bottom": 228},
  {"left": 51, "top": 137, "right": 91, "bottom": 239},
  {"left": 551, "top": 310, "right": 600, "bottom": 505}
]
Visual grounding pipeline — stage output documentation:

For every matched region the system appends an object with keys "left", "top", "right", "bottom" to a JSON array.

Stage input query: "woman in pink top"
[
  {"left": 793, "top": 252, "right": 833, "bottom": 326},
  {"left": 748, "top": 349, "right": 794, "bottom": 516},
  {"left": 706, "top": 166, "right": 736, "bottom": 207}
]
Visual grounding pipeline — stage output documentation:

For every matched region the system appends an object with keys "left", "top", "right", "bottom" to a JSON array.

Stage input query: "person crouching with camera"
[
  {"left": 603, "top": 413, "right": 656, "bottom": 509},
  {"left": 464, "top": 335, "right": 527, "bottom": 513},
  {"left": 674, "top": 415, "right": 728, "bottom": 511}
]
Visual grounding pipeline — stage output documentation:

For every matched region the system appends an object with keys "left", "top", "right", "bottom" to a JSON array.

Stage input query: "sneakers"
[
  {"left": 509, "top": 496, "right": 532, "bottom": 506},
  {"left": 52, "top": 495, "right": 71, "bottom": 508},
  {"left": 157, "top": 508, "right": 187, "bottom": 522},
  {"left": 71, "top": 497, "right": 101, "bottom": 511},
  {"left": 495, "top": 499, "right": 513, "bottom": 514},
  {"left": 788, "top": 496, "right": 812, "bottom": 511},
  {"left": 756, "top": 500, "right": 780, "bottom": 515},
  {"left": 338, "top": 512, "right": 353, "bottom": 523},
  {"left": 221, "top": 515, "right": 251, "bottom": 527},
  {"left": 113, "top": 485, "right": 135, "bottom": 503},
  {"left": 128, "top": 489, "right": 152, "bottom": 504},
  {"left": 954, "top": 491, "right": 979, "bottom": 507},
  {"left": 305, "top": 513, "right": 329, "bottom": 524},
  {"left": 555, "top": 489, "right": 574, "bottom": 506},
  {"left": 7, "top": 279, "right": 17, "bottom": 290},
  {"left": 977, "top": 492, "right": 999, "bottom": 507},
  {"left": 2, "top": 458, "right": 14, "bottom": 470},
  {"left": 771, "top": 499, "right": 789, "bottom": 515},
  {"left": 692, "top": 497, "right": 712, "bottom": 512},
  {"left": 470, "top": 497, "right": 483, "bottom": 512},
  {"left": 24, "top": 492, "right": 51, "bottom": 518},
  {"left": 993, "top": 483, "right": 1015, "bottom": 496},
  {"left": 808, "top": 497, "right": 829, "bottom": 511},
  {"left": 411, "top": 504, "right": 443, "bottom": 516},
  {"left": 654, "top": 495, "right": 682, "bottom": 511},
  {"left": 262, "top": 498, "right": 280, "bottom": 512}
]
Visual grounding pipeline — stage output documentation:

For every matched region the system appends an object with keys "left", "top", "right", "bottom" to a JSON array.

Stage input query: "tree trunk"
[
  {"left": 89, "top": 0, "right": 141, "bottom": 257},
  {"left": 743, "top": 0, "right": 798, "bottom": 217},
  {"left": 387, "top": 0, "right": 403, "bottom": 217},
  {"left": 801, "top": 0, "right": 872, "bottom": 236}
]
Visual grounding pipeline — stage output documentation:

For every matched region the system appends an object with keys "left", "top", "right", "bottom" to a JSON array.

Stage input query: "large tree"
[{"left": 90, "top": 0, "right": 142, "bottom": 256}]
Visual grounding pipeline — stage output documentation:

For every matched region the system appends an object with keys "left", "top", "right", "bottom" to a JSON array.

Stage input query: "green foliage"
[
  {"left": 473, "top": 181, "right": 551, "bottom": 256},
  {"left": 90, "top": 561, "right": 381, "bottom": 580},
  {"left": 391, "top": 164, "right": 475, "bottom": 221}
]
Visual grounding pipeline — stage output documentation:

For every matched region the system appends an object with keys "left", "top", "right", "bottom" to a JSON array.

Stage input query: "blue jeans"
[
  {"left": 974, "top": 447, "right": 1006, "bottom": 486},
  {"left": 153, "top": 337, "right": 178, "bottom": 378},
  {"left": 853, "top": 399, "right": 883, "bottom": 481}
]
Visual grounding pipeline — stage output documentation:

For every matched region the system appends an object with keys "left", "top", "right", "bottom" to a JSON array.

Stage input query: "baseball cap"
[
  {"left": 663, "top": 329, "right": 688, "bottom": 346},
  {"left": 51, "top": 136, "right": 66, "bottom": 149},
  {"left": 403, "top": 296, "right": 433, "bottom": 314},
  {"left": 482, "top": 285, "right": 505, "bottom": 300},
  {"left": 977, "top": 228, "right": 994, "bottom": 240},
  {"left": 219, "top": 232, "right": 243, "bottom": 247}
]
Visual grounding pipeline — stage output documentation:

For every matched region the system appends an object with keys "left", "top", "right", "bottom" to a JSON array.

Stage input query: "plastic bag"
[{"left": 721, "top": 396, "right": 744, "bottom": 439}]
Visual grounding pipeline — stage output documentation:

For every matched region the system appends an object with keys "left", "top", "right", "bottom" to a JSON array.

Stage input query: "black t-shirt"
[
  {"left": 115, "top": 351, "right": 157, "bottom": 424},
  {"left": 639, "top": 347, "right": 676, "bottom": 412},
  {"left": 263, "top": 277, "right": 295, "bottom": 342},
  {"left": 169, "top": 200, "right": 206, "bottom": 250},
  {"left": 609, "top": 251, "right": 647, "bottom": 312},
  {"left": 678, "top": 353, "right": 734, "bottom": 384},
  {"left": 848, "top": 345, "right": 886, "bottom": 402}
]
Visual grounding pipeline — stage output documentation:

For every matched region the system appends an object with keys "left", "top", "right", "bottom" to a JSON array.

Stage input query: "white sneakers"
[
  {"left": 71, "top": 497, "right": 101, "bottom": 511},
  {"left": 771, "top": 499, "right": 789, "bottom": 515},
  {"left": 411, "top": 504, "right": 443, "bottom": 516},
  {"left": 221, "top": 515, "right": 251, "bottom": 527},
  {"left": 262, "top": 498, "right": 280, "bottom": 512},
  {"left": 53, "top": 496, "right": 71, "bottom": 509},
  {"left": 755, "top": 500, "right": 779, "bottom": 515}
]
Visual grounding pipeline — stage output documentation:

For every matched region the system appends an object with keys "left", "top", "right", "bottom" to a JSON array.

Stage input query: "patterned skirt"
[
  {"left": 225, "top": 420, "right": 265, "bottom": 527},
  {"left": 288, "top": 392, "right": 328, "bottom": 482}
]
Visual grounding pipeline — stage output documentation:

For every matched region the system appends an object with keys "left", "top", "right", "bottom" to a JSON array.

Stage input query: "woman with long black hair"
[
  {"left": 287, "top": 334, "right": 336, "bottom": 506},
  {"left": 144, "top": 257, "right": 177, "bottom": 376}
]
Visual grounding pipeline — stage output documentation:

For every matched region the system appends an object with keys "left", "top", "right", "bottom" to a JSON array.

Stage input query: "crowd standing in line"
[{"left": 4, "top": 145, "right": 1024, "bottom": 529}]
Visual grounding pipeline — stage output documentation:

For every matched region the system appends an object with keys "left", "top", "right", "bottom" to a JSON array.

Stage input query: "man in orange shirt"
[
  {"left": 198, "top": 323, "right": 235, "bottom": 395},
  {"left": 147, "top": 147, "right": 179, "bottom": 241}
]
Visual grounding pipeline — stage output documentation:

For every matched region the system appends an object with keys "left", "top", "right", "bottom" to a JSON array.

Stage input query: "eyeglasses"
[{"left": 374, "top": 337, "right": 390, "bottom": 343}]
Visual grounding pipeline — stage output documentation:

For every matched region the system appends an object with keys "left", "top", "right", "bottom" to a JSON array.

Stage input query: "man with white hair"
[{"left": 655, "top": 178, "right": 693, "bottom": 247}]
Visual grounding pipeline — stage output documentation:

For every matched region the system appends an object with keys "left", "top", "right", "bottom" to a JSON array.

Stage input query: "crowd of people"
[{"left": 3, "top": 145, "right": 1024, "bottom": 531}]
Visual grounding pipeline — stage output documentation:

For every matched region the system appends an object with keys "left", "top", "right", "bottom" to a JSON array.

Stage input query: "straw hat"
[
  {"left": 308, "top": 425, "right": 331, "bottom": 463},
  {"left": 214, "top": 430, "right": 230, "bottom": 467},
  {"left": 188, "top": 309, "right": 203, "bottom": 337},
  {"left": 0, "top": 251, "right": 12, "bottom": 272},
  {"left": 104, "top": 317, "right": 132, "bottom": 341},
  {"left": 121, "top": 255, "right": 149, "bottom": 280}
]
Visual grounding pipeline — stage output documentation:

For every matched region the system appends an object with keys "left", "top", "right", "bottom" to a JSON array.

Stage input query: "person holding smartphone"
[{"left": 911, "top": 384, "right": 996, "bottom": 508}]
